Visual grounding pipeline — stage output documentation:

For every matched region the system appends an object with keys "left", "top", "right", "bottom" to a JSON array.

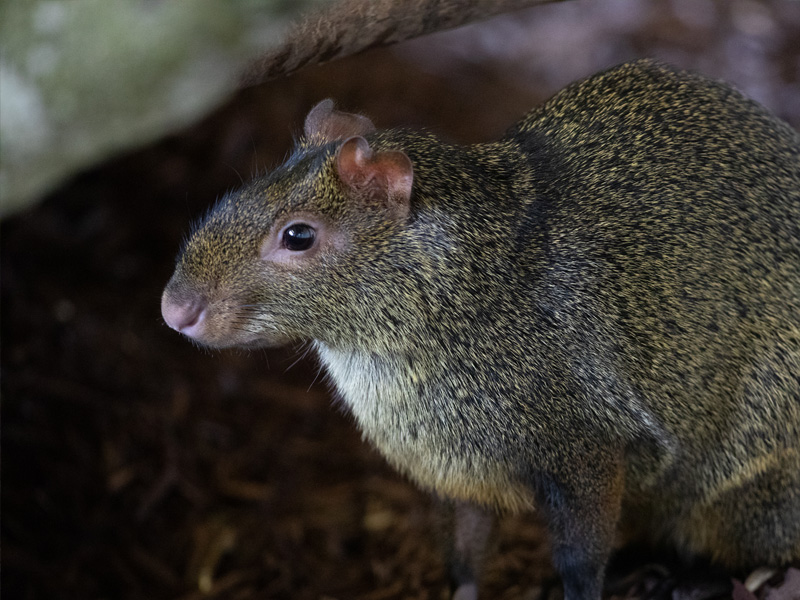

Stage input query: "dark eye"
[{"left": 282, "top": 223, "right": 316, "bottom": 251}]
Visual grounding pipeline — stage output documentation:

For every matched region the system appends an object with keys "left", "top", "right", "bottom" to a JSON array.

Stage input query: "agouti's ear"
[
  {"left": 336, "top": 136, "right": 413, "bottom": 219},
  {"left": 304, "top": 99, "right": 376, "bottom": 143}
]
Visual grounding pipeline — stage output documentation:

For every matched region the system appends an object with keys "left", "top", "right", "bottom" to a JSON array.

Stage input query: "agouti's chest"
[{"left": 315, "top": 344, "right": 535, "bottom": 511}]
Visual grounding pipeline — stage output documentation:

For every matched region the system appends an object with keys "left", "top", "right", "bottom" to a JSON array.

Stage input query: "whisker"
[
  {"left": 307, "top": 355, "right": 325, "bottom": 392},
  {"left": 260, "top": 348, "right": 271, "bottom": 370},
  {"left": 284, "top": 341, "right": 312, "bottom": 373},
  {"left": 225, "top": 162, "right": 245, "bottom": 186}
]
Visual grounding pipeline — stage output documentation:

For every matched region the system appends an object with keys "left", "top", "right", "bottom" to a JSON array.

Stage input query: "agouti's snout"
[{"left": 161, "top": 290, "right": 206, "bottom": 338}]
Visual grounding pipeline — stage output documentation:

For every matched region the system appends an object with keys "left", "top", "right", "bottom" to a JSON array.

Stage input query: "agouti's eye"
[{"left": 282, "top": 223, "right": 316, "bottom": 251}]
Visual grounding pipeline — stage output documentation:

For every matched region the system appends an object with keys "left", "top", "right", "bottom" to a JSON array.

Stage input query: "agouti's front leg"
[
  {"left": 533, "top": 451, "right": 625, "bottom": 600},
  {"left": 437, "top": 500, "right": 494, "bottom": 600}
]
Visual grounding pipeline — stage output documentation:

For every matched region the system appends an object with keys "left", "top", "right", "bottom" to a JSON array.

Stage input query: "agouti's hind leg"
[
  {"left": 682, "top": 447, "right": 800, "bottom": 567},
  {"left": 437, "top": 500, "right": 494, "bottom": 600}
]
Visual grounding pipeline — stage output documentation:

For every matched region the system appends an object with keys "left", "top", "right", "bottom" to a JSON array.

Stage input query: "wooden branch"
[{"left": 239, "top": 0, "right": 567, "bottom": 87}]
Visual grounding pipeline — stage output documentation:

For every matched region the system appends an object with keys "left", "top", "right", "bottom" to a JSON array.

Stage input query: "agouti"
[{"left": 161, "top": 59, "right": 800, "bottom": 599}]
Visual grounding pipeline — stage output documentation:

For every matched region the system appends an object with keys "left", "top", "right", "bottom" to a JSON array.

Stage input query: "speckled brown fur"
[{"left": 162, "top": 60, "right": 800, "bottom": 599}]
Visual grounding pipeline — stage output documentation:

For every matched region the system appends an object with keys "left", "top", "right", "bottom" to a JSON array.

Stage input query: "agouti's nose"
[{"left": 161, "top": 295, "right": 207, "bottom": 339}]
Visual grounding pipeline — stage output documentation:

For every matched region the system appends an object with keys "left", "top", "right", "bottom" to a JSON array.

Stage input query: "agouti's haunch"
[{"left": 161, "top": 60, "right": 800, "bottom": 599}]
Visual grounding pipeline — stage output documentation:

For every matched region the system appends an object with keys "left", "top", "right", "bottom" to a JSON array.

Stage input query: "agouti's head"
[{"left": 161, "top": 100, "right": 415, "bottom": 350}]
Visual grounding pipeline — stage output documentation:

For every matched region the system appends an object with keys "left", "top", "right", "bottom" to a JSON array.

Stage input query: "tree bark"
[{"left": 239, "top": 0, "right": 567, "bottom": 87}]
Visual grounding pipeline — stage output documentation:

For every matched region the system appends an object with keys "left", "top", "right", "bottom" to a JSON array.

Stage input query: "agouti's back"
[
  {"left": 504, "top": 59, "right": 800, "bottom": 564},
  {"left": 162, "top": 60, "right": 800, "bottom": 599}
]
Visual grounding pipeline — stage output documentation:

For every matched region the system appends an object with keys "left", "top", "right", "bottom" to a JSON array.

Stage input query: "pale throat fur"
[{"left": 315, "top": 342, "right": 536, "bottom": 513}]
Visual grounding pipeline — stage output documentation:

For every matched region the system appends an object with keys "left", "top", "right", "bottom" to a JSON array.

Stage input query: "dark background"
[{"left": 3, "top": 2, "right": 799, "bottom": 598}]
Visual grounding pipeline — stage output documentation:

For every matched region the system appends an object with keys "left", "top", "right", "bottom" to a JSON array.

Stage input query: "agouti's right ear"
[
  {"left": 336, "top": 136, "right": 413, "bottom": 219},
  {"left": 304, "top": 99, "right": 376, "bottom": 143}
]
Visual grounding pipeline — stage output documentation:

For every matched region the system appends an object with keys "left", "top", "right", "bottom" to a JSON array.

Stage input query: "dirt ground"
[{"left": 3, "top": 3, "right": 800, "bottom": 599}]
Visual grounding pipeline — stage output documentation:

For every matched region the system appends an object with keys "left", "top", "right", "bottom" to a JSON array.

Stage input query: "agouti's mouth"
[{"left": 161, "top": 287, "right": 294, "bottom": 349}]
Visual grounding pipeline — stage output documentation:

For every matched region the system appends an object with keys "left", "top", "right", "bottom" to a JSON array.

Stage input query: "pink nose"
[{"left": 161, "top": 294, "right": 207, "bottom": 338}]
